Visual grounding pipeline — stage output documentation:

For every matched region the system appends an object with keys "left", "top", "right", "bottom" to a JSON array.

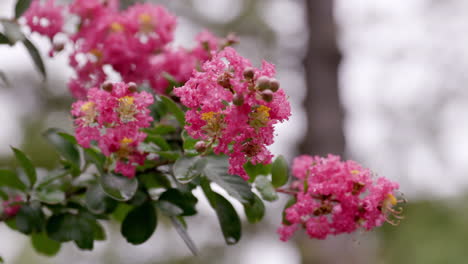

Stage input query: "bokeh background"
[{"left": 1, "top": 0, "right": 468, "bottom": 263}]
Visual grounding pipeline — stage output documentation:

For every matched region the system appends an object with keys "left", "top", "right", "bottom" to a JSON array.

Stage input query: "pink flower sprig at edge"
[
  {"left": 71, "top": 82, "right": 153, "bottom": 178},
  {"left": 175, "top": 47, "right": 291, "bottom": 180},
  {"left": 278, "top": 154, "right": 404, "bottom": 241}
]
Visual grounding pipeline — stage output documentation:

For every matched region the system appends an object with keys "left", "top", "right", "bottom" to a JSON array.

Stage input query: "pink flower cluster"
[
  {"left": 2, "top": 196, "right": 22, "bottom": 218},
  {"left": 278, "top": 154, "right": 403, "bottom": 241},
  {"left": 174, "top": 47, "right": 291, "bottom": 180},
  {"left": 22, "top": 0, "right": 234, "bottom": 97},
  {"left": 23, "top": 0, "right": 65, "bottom": 39},
  {"left": 71, "top": 82, "right": 153, "bottom": 178}
]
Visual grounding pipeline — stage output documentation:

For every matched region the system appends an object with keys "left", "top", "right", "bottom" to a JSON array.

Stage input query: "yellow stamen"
[
  {"left": 249, "top": 105, "right": 270, "bottom": 129},
  {"left": 110, "top": 22, "right": 124, "bottom": 32},
  {"left": 139, "top": 13, "right": 152, "bottom": 24},
  {"left": 386, "top": 193, "right": 398, "bottom": 206},
  {"left": 80, "top": 102, "right": 97, "bottom": 125},
  {"left": 117, "top": 96, "right": 137, "bottom": 123},
  {"left": 201, "top": 111, "right": 216, "bottom": 122},
  {"left": 117, "top": 137, "right": 134, "bottom": 158},
  {"left": 90, "top": 49, "right": 103, "bottom": 60},
  {"left": 201, "top": 111, "right": 224, "bottom": 136},
  {"left": 351, "top": 170, "right": 360, "bottom": 175},
  {"left": 81, "top": 101, "right": 95, "bottom": 112},
  {"left": 138, "top": 13, "right": 155, "bottom": 33},
  {"left": 121, "top": 137, "right": 134, "bottom": 145}
]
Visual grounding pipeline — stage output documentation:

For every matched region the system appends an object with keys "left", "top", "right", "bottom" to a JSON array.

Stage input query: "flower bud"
[
  {"left": 53, "top": 42, "right": 65, "bottom": 52},
  {"left": 217, "top": 72, "right": 232, "bottom": 89},
  {"left": 195, "top": 141, "right": 207, "bottom": 153},
  {"left": 128, "top": 82, "right": 138, "bottom": 92},
  {"left": 269, "top": 79, "right": 280, "bottom": 92},
  {"left": 261, "top": 90, "right": 274, "bottom": 102},
  {"left": 256, "top": 76, "right": 270, "bottom": 91},
  {"left": 102, "top": 81, "right": 113, "bottom": 92},
  {"left": 233, "top": 93, "right": 244, "bottom": 106},
  {"left": 243, "top": 67, "right": 255, "bottom": 80}
]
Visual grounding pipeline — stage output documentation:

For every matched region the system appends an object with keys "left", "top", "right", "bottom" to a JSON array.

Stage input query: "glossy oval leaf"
[
  {"left": 85, "top": 183, "right": 117, "bottom": 214},
  {"left": 15, "top": 0, "right": 33, "bottom": 18},
  {"left": 43, "top": 129, "right": 81, "bottom": 170},
  {"left": 254, "top": 175, "right": 278, "bottom": 202},
  {"left": 16, "top": 204, "right": 45, "bottom": 234},
  {"left": 271, "top": 155, "right": 289, "bottom": 187},
  {"left": 173, "top": 156, "right": 207, "bottom": 183},
  {"left": 22, "top": 38, "right": 46, "bottom": 79},
  {"left": 46, "top": 213, "right": 95, "bottom": 250},
  {"left": 203, "top": 156, "right": 254, "bottom": 204},
  {"left": 11, "top": 147, "right": 36, "bottom": 188},
  {"left": 212, "top": 192, "right": 242, "bottom": 245},
  {"left": 243, "top": 193, "right": 265, "bottom": 224},
  {"left": 158, "top": 189, "right": 198, "bottom": 216},
  {"left": 0, "top": 169, "right": 26, "bottom": 191},
  {"left": 160, "top": 95, "right": 185, "bottom": 126},
  {"left": 100, "top": 173, "right": 138, "bottom": 201},
  {"left": 31, "top": 232, "right": 61, "bottom": 256},
  {"left": 121, "top": 201, "right": 157, "bottom": 245},
  {"left": 35, "top": 188, "right": 65, "bottom": 205}
]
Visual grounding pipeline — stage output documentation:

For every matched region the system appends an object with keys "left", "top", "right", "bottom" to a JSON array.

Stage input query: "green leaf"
[
  {"left": 84, "top": 148, "right": 105, "bottom": 173},
  {"left": 11, "top": 147, "right": 36, "bottom": 188},
  {"left": 22, "top": 38, "right": 46, "bottom": 79},
  {"left": 93, "top": 221, "right": 106, "bottom": 241},
  {"left": 1, "top": 21, "right": 24, "bottom": 43},
  {"left": 0, "top": 189, "right": 7, "bottom": 200},
  {"left": 173, "top": 156, "right": 207, "bottom": 183},
  {"left": 254, "top": 175, "right": 278, "bottom": 202},
  {"left": 46, "top": 213, "right": 96, "bottom": 250},
  {"left": 159, "top": 95, "right": 185, "bottom": 126},
  {"left": 85, "top": 183, "right": 117, "bottom": 214},
  {"left": 121, "top": 201, "right": 157, "bottom": 245},
  {"left": 16, "top": 204, "right": 45, "bottom": 234},
  {"left": 111, "top": 203, "right": 133, "bottom": 222},
  {"left": 271, "top": 155, "right": 289, "bottom": 187},
  {"left": 169, "top": 216, "right": 198, "bottom": 255},
  {"left": 157, "top": 200, "right": 184, "bottom": 216},
  {"left": 15, "top": 0, "right": 33, "bottom": 18},
  {"left": 158, "top": 189, "right": 197, "bottom": 216},
  {"left": 201, "top": 181, "right": 241, "bottom": 245},
  {"left": 0, "top": 32, "right": 11, "bottom": 45},
  {"left": 100, "top": 173, "right": 138, "bottom": 201},
  {"left": 0, "top": 169, "right": 26, "bottom": 191},
  {"left": 282, "top": 197, "right": 297, "bottom": 226},
  {"left": 156, "top": 150, "right": 181, "bottom": 161},
  {"left": 43, "top": 129, "right": 81, "bottom": 170},
  {"left": 143, "top": 124, "right": 176, "bottom": 135},
  {"left": 0, "top": 256, "right": 3, "bottom": 263},
  {"left": 181, "top": 130, "right": 197, "bottom": 152},
  {"left": 243, "top": 193, "right": 265, "bottom": 224},
  {"left": 35, "top": 188, "right": 65, "bottom": 204},
  {"left": 244, "top": 161, "right": 272, "bottom": 183},
  {"left": 203, "top": 156, "right": 254, "bottom": 204},
  {"left": 35, "top": 169, "right": 68, "bottom": 190},
  {"left": 31, "top": 232, "right": 61, "bottom": 256},
  {"left": 145, "top": 135, "right": 171, "bottom": 151}
]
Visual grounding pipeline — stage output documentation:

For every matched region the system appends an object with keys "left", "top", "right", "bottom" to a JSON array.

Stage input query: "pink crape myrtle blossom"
[
  {"left": 174, "top": 47, "right": 291, "bottom": 180},
  {"left": 277, "top": 154, "right": 403, "bottom": 241},
  {"left": 23, "top": 0, "right": 65, "bottom": 39},
  {"left": 2, "top": 196, "right": 23, "bottom": 218},
  {"left": 71, "top": 82, "right": 154, "bottom": 178},
  {"left": 69, "top": 0, "right": 119, "bottom": 19}
]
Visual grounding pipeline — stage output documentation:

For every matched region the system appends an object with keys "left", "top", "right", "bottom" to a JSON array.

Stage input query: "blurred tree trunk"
[
  {"left": 298, "top": 2, "right": 376, "bottom": 264},
  {"left": 299, "top": 0, "right": 345, "bottom": 157}
]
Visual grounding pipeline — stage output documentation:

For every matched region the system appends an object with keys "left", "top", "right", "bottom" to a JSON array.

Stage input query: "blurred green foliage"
[{"left": 379, "top": 199, "right": 468, "bottom": 264}]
